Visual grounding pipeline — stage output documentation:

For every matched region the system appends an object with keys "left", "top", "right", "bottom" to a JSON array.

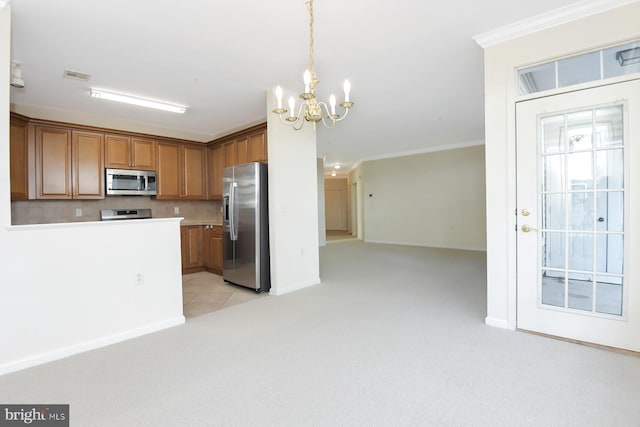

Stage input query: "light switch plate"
[{"left": 174, "top": 207, "right": 180, "bottom": 214}]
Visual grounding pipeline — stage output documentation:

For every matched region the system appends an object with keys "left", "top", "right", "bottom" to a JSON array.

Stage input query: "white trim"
[
  {"left": 0, "top": 317, "right": 185, "bottom": 376},
  {"left": 5, "top": 217, "right": 183, "bottom": 232},
  {"left": 364, "top": 239, "right": 487, "bottom": 252},
  {"left": 269, "top": 278, "right": 321, "bottom": 296},
  {"left": 360, "top": 139, "right": 485, "bottom": 164},
  {"left": 473, "top": 0, "right": 640, "bottom": 48},
  {"left": 485, "top": 316, "right": 512, "bottom": 329}
]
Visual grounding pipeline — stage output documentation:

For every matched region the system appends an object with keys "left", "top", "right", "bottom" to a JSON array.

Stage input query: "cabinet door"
[
  {"left": 156, "top": 142, "right": 182, "bottom": 199},
  {"left": 248, "top": 131, "right": 267, "bottom": 163},
  {"left": 73, "top": 131, "right": 104, "bottom": 199},
  {"left": 36, "top": 127, "right": 72, "bottom": 199},
  {"left": 131, "top": 138, "right": 156, "bottom": 170},
  {"left": 236, "top": 137, "right": 248, "bottom": 165},
  {"left": 203, "top": 227, "right": 213, "bottom": 269},
  {"left": 223, "top": 141, "right": 237, "bottom": 167},
  {"left": 10, "top": 120, "right": 29, "bottom": 200},
  {"left": 104, "top": 135, "right": 131, "bottom": 169},
  {"left": 212, "top": 227, "right": 223, "bottom": 272},
  {"left": 208, "top": 145, "right": 224, "bottom": 199},
  {"left": 183, "top": 145, "right": 206, "bottom": 200},
  {"left": 183, "top": 226, "right": 203, "bottom": 271}
]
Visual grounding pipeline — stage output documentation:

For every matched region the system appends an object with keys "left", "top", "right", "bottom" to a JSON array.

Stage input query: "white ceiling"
[{"left": 9, "top": 0, "right": 582, "bottom": 176}]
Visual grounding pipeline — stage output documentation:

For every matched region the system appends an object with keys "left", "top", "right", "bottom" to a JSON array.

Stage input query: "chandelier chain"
[
  {"left": 272, "top": 0, "right": 353, "bottom": 131},
  {"left": 306, "top": 0, "right": 314, "bottom": 74}
]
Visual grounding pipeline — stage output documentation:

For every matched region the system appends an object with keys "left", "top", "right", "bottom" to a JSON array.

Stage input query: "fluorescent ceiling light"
[{"left": 90, "top": 89, "right": 187, "bottom": 114}]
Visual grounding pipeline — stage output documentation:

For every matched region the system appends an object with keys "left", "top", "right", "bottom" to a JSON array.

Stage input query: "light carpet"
[{"left": 1, "top": 241, "right": 639, "bottom": 426}]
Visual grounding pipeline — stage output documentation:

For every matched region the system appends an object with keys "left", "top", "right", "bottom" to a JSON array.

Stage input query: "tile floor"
[{"left": 182, "top": 272, "right": 267, "bottom": 318}]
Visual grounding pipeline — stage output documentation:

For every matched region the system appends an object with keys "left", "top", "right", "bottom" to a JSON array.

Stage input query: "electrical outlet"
[
  {"left": 135, "top": 273, "right": 144, "bottom": 285},
  {"left": 75, "top": 208, "right": 82, "bottom": 217},
  {"left": 174, "top": 207, "right": 180, "bottom": 214}
]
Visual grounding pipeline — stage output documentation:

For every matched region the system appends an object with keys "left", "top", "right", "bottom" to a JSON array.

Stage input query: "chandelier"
[{"left": 272, "top": 0, "right": 353, "bottom": 131}]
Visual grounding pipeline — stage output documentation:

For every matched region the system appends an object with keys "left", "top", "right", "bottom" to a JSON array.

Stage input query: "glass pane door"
[{"left": 540, "top": 105, "right": 624, "bottom": 316}]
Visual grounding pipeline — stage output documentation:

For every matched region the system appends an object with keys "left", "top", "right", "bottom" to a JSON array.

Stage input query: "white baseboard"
[
  {"left": 364, "top": 239, "right": 487, "bottom": 252},
  {"left": 270, "top": 277, "right": 321, "bottom": 296},
  {"left": 0, "top": 316, "right": 185, "bottom": 376},
  {"left": 485, "top": 316, "right": 511, "bottom": 329}
]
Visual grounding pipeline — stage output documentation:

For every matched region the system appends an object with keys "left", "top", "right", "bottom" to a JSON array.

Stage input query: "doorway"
[{"left": 515, "top": 79, "right": 640, "bottom": 351}]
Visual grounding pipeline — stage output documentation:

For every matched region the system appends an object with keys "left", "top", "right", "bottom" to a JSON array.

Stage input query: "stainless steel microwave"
[{"left": 105, "top": 168, "right": 157, "bottom": 196}]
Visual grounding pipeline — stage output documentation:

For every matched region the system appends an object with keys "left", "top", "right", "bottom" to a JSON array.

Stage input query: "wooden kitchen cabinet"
[
  {"left": 223, "top": 141, "right": 237, "bottom": 167},
  {"left": 203, "top": 225, "right": 223, "bottom": 274},
  {"left": 208, "top": 144, "right": 224, "bottom": 199},
  {"left": 247, "top": 130, "right": 268, "bottom": 163},
  {"left": 183, "top": 145, "right": 207, "bottom": 199},
  {"left": 156, "top": 143, "right": 206, "bottom": 200},
  {"left": 72, "top": 131, "right": 105, "bottom": 199},
  {"left": 181, "top": 225, "right": 204, "bottom": 274},
  {"left": 105, "top": 135, "right": 156, "bottom": 170},
  {"left": 10, "top": 115, "right": 30, "bottom": 200},
  {"left": 236, "top": 137, "right": 248, "bottom": 165},
  {"left": 34, "top": 127, "right": 104, "bottom": 199}
]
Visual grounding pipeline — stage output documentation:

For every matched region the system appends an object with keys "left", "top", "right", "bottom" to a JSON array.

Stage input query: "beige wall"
[
  {"left": 482, "top": 2, "right": 640, "bottom": 329},
  {"left": 361, "top": 145, "right": 486, "bottom": 250}
]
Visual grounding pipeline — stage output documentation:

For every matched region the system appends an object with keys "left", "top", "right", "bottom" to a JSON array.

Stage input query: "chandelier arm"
[
  {"left": 316, "top": 102, "right": 336, "bottom": 128},
  {"left": 331, "top": 105, "right": 351, "bottom": 122}
]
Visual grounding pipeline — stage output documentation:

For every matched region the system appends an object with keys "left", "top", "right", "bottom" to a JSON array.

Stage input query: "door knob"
[
  {"left": 521, "top": 224, "right": 537, "bottom": 233},
  {"left": 521, "top": 209, "right": 530, "bottom": 217}
]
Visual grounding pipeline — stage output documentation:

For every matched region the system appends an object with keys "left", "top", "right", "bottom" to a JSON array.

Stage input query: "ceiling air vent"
[{"left": 63, "top": 70, "right": 91, "bottom": 81}]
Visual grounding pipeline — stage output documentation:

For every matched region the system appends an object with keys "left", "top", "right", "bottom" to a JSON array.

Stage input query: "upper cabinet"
[
  {"left": 218, "top": 124, "right": 268, "bottom": 169},
  {"left": 208, "top": 144, "right": 224, "bottom": 199},
  {"left": 9, "top": 115, "right": 30, "bottom": 200},
  {"left": 35, "top": 126, "right": 104, "bottom": 199},
  {"left": 105, "top": 135, "right": 156, "bottom": 170},
  {"left": 8, "top": 114, "right": 265, "bottom": 202},
  {"left": 248, "top": 131, "right": 268, "bottom": 163},
  {"left": 156, "top": 142, "right": 207, "bottom": 200}
]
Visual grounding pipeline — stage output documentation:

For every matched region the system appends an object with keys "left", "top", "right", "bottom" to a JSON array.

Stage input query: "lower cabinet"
[
  {"left": 180, "top": 225, "right": 203, "bottom": 274},
  {"left": 204, "top": 225, "right": 223, "bottom": 274},
  {"left": 181, "top": 225, "right": 223, "bottom": 275}
]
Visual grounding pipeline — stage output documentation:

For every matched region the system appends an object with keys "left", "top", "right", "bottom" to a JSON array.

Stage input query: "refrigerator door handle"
[{"left": 230, "top": 182, "right": 239, "bottom": 241}]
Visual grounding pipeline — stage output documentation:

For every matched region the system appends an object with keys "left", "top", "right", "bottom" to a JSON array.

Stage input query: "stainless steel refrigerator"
[{"left": 223, "top": 162, "right": 270, "bottom": 292}]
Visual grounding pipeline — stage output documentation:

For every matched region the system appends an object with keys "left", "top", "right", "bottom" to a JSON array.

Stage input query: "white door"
[
  {"left": 516, "top": 79, "right": 640, "bottom": 351},
  {"left": 325, "top": 188, "right": 348, "bottom": 231}
]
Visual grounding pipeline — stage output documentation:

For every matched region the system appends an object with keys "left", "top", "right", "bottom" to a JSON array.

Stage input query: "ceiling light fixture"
[
  {"left": 334, "top": 164, "right": 341, "bottom": 169},
  {"left": 330, "top": 171, "right": 337, "bottom": 177},
  {"left": 272, "top": 0, "right": 353, "bottom": 131},
  {"left": 616, "top": 47, "right": 640, "bottom": 66},
  {"left": 89, "top": 88, "right": 187, "bottom": 114}
]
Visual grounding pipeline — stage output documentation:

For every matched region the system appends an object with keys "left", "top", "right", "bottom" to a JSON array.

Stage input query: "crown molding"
[{"left": 473, "top": 0, "right": 640, "bottom": 48}]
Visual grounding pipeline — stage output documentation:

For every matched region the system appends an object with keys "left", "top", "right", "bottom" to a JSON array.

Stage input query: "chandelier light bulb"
[
  {"left": 288, "top": 96, "right": 296, "bottom": 117},
  {"left": 343, "top": 80, "right": 351, "bottom": 102},
  {"left": 275, "top": 86, "right": 284, "bottom": 109},
  {"left": 303, "top": 69, "right": 311, "bottom": 93},
  {"left": 329, "top": 94, "right": 336, "bottom": 115}
]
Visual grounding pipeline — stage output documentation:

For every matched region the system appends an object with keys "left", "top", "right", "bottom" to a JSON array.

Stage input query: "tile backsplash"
[{"left": 11, "top": 198, "right": 221, "bottom": 225}]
